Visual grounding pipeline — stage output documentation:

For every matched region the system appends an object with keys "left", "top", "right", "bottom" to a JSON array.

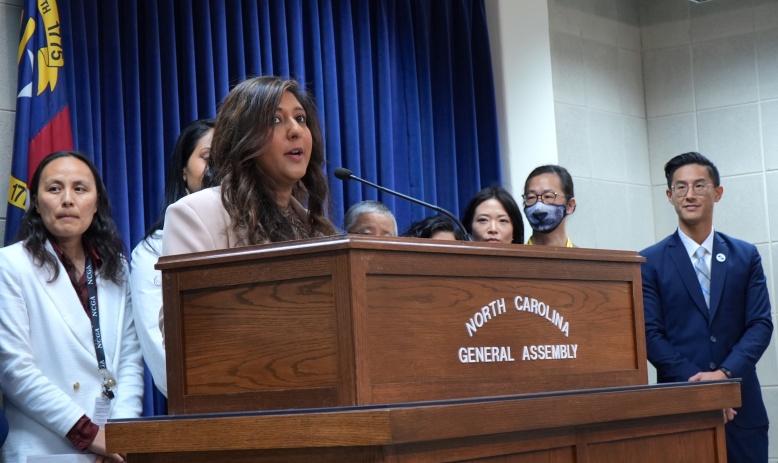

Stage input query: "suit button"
[
  {"left": 73, "top": 382, "right": 80, "bottom": 391},
  {"left": 710, "top": 335, "right": 716, "bottom": 342},
  {"left": 709, "top": 362, "right": 716, "bottom": 370}
]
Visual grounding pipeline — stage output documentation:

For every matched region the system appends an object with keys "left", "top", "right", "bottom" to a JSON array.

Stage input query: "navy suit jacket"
[
  {"left": 641, "top": 231, "right": 772, "bottom": 429},
  {"left": 0, "top": 408, "right": 7, "bottom": 447}
]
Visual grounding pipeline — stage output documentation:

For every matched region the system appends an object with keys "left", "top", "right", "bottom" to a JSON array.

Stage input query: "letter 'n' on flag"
[{"left": 6, "top": 0, "right": 74, "bottom": 243}]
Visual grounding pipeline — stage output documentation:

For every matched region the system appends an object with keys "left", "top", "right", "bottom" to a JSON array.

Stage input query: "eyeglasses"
[
  {"left": 522, "top": 191, "right": 563, "bottom": 207},
  {"left": 671, "top": 182, "right": 713, "bottom": 197}
]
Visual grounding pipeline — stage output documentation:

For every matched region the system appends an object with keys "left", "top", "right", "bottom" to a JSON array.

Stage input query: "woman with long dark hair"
[
  {"left": 0, "top": 151, "right": 143, "bottom": 462},
  {"left": 162, "top": 76, "right": 337, "bottom": 255},
  {"left": 129, "top": 119, "right": 214, "bottom": 398}
]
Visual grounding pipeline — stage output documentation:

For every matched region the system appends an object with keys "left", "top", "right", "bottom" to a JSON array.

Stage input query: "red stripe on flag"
[{"left": 27, "top": 106, "right": 74, "bottom": 182}]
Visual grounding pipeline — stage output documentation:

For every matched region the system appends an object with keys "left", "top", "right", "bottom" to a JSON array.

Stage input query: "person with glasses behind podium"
[
  {"left": 461, "top": 186, "right": 524, "bottom": 244},
  {"left": 522, "top": 165, "right": 576, "bottom": 247},
  {"left": 640, "top": 152, "right": 772, "bottom": 463}
]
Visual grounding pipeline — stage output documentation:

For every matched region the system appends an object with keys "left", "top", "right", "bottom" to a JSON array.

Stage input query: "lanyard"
[{"left": 85, "top": 256, "right": 115, "bottom": 400}]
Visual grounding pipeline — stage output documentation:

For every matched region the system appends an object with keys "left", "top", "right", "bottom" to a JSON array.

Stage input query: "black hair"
[
  {"left": 524, "top": 165, "right": 575, "bottom": 199},
  {"left": 15, "top": 151, "right": 126, "bottom": 284},
  {"left": 461, "top": 186, "right": 524, "bottom": 244},
  {"left": 143, "top": 118, "right": 215, "bottom": 242},
  {"left": 664, "top": 152, "right": 720, "bottom": 188},
  {"left": 402, "top": 214, "right": 465, "bottom": 240}
]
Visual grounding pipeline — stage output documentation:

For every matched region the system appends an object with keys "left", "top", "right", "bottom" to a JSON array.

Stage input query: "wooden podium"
[{"left": 106, "top": 236, "right": 738, "bottom": 462}]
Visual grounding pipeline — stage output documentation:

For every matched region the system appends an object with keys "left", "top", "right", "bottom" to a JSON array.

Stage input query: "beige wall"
[
  {"left": 638, "top": 1, "right": 778, "bottom": 459},
  {"left": 485, "top": 0, "right": 557, "bottom": 219},
  {"left": 547, "top": 0, "right": 652, "bottom": 251},
  {"left": 540, "top": 0, "right": 778, "bottom": 460},
  {"left": 486, "top": 0, "right": 653, "bottom": 251}
]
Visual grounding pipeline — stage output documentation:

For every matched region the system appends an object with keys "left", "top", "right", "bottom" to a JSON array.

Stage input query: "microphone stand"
[{"left": 336, "top": 168, "right": 472, "bottom": 241}]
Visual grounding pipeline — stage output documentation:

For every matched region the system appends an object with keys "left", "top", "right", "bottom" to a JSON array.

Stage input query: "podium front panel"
[{"left": 158, "top": 236, "right": 646, "bottom": 414}]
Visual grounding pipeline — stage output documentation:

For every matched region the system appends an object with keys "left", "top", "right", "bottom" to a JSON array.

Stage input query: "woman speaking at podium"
[{"left": 162, "top": 76, "right": 337, "bottom": 256}]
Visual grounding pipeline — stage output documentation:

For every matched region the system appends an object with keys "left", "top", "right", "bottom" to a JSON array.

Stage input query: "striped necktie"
[{"left": 694, "top": 246, "right": 711, "bottom": 309}]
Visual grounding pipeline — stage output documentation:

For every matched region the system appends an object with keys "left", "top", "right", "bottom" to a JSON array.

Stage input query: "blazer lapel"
[
  {"left": 667, "top": 232, "right": 710, "bottom": 320},
  {"left": 35, "top": 241, "right": 97, "bottom": 359},
  {"left": 708, "top": 233, "right": 728, "bottom": 322}
]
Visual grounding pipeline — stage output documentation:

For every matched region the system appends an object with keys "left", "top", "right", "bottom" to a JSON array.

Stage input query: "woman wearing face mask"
[
  {"left": 522, "top": 165, "right": 576, "bottom": 247},
  {"left": 129, "top": 119, "right": 214, "bottom": 398},
  {"left": 461, "top": 186, "right": 524, "bottom": 245}
]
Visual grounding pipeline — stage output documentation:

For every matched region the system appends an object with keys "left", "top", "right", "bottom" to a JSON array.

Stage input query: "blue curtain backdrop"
[{"left": 56, "top": 0, "right": 502, "bottom": 415}]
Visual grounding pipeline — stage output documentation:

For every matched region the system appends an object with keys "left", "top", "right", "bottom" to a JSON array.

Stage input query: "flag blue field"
[{"left": 6, "top": 0, "right": 74, "bottom": 244}]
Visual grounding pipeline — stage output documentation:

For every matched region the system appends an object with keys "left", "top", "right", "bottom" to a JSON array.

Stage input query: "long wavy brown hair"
[{"left": 210, "top": 76, "right": 336, "bottom": 243}]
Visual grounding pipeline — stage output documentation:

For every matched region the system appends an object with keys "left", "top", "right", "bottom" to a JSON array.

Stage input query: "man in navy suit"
[{"left": 641, "top": 152, "right": 772, "bottom": 463}]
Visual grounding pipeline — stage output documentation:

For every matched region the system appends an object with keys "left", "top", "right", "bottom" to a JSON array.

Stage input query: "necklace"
[
  {"left": 284, "top": 203, "right": 297, "bottom": 217},
  {"left": 282, "top": 203, "right": 311, "bottom": 239}
]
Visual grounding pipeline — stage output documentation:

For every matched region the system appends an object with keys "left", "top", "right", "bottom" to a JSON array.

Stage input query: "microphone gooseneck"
[{"left": 334, "top": 166, "right": 472, "bottom": 241}]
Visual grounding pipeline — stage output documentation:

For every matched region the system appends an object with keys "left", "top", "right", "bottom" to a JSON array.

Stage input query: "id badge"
[
  {"left": 98, "top": 368, "right": 116, "bottom": 400},
  {"left": 93, "top": 396, "right": 111, "bottom": 429}
]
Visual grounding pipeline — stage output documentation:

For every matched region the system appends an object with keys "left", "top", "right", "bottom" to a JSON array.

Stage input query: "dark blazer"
[
  {"left": 0, "top": 408, "right": 7, "bottom": 447},
  {"left": 641, "top": 231, "right": 772, "bottom": 429}
]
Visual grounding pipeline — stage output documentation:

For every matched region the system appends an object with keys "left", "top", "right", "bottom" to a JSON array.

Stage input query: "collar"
[
  {"left": 49, "top": 237, "right": 103, "bottom": 274},
  {"left": 526, "top": 236, "right": 574, "bottom": 247},
  {"left": 677, "top": 228, "right": 714, "bottom": 260}
]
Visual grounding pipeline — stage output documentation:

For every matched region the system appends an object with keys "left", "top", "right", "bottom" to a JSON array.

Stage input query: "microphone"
[{"left": 334, "top": 167, "right": 472, "bottom": 241}]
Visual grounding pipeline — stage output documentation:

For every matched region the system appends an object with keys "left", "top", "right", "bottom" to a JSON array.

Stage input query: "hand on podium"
[
  {"left": 90, "top": 429, "right": 126, "bottom": 462},
  {"left": 687, "top": 370, "right": 727, "bottom": 382}
]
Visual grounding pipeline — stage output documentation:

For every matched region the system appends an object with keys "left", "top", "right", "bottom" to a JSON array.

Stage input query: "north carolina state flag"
[{"left": 6, "top": 0, "right": 74, "bottom": 243}]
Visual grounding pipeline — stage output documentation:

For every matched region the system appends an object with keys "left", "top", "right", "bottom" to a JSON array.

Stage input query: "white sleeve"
[
  {"left": 130, "top": 235, "right": 167, "bottom": 396},
  {"left": 110, "top": 267, "right": 145, "bottom": 418}
]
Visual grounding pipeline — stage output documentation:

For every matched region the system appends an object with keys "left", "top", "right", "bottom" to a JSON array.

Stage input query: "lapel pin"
[{"left": 716, "top": 253, "right": 725, "bottom": 262}]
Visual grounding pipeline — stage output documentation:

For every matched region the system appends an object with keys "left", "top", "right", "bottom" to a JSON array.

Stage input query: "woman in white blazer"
[
  {"left": 0, "top": 152, "right": 143, "bottom": 463},
  {"left": 130, "top": 119, "right": 214, "bottom": 398}
]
